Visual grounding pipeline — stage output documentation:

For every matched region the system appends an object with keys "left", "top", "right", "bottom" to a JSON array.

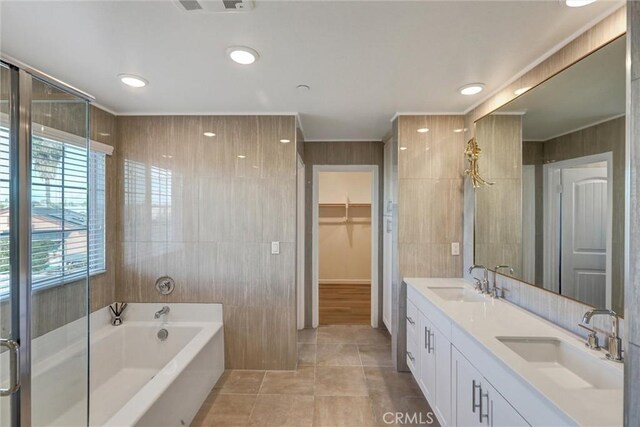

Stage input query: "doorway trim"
[
  {"left": 311, "top": 165, "right": 379, "bottom": 328},
  {"left": 542, "top": 151, "right": 613, "bottom": 308},
  {"left": 296, "top": 154, "right": 305, "bottom": 330}
]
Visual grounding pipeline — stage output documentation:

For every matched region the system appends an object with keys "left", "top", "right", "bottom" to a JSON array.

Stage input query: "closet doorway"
[{"left": 311, "top": 165, "right": 379, "bottom": 327}]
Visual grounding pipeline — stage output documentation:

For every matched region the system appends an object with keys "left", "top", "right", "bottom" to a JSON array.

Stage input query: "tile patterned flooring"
[{"left": 191, "top": 325, "right": 439, "bottom": 427}]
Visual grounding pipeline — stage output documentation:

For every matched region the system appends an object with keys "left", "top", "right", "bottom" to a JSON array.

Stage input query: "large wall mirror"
[{"left": 474, "top": 35, "right": 626, "bottom": 315}]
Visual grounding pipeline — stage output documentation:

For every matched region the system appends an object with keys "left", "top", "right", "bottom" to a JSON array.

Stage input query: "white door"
[
  {"left": 560, "top": 167, "right": 607, "bottom": 308},
  {"left": 383, "top": 141, "right": 393, "bottom": 331}
]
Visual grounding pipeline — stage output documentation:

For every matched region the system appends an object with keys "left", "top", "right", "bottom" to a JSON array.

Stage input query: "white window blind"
[{"left": 0, "top": 123, "right": 107, "bottom": 298}]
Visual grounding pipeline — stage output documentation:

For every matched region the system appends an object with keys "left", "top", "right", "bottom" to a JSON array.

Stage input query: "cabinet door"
[
  {"left": 452, "top": 348, "right": 484, "bottom": 427},
  {"left": 407, "top": 332, "right": 419, "bottom": 378},
  {"left": 433, "top": 326, "right": 451, "bottom": 426},
  {"left": 419, "top": 313, "right": 436, "bottom": 402},
  {"left": 488, "top": 385, "right": 529, "bottom": 427}
]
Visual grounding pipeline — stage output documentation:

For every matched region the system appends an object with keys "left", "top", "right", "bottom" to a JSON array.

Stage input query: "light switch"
[
  {"left": 271, "top": 241, "right": 280, "bottom": 255},
  {"left": 451, "top": 242, "right": 460, "bottom": 256}
]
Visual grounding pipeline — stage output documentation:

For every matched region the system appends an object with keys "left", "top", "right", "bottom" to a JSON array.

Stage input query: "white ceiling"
[
  {"left": 495, "top": 35, "right": 626, "bottom": 140},
  {"left": 0, "top": 0, "right": 624, "bottom": 141}
]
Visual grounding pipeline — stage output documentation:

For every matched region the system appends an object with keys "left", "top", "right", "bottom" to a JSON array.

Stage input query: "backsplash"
[{"left": 493, "top": 271, "right": 625, "bottom": 350}]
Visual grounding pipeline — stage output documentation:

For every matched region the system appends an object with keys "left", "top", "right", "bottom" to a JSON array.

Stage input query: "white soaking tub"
[
  {"left": 0, "top": 303, "right": 224, "bottom": 427},
  {"left": 91, "top": 303, "right": 224, "bottom": 427}
]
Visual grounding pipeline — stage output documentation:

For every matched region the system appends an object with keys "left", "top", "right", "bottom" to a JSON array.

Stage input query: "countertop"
[{"left": 404, "top": 277, "right": 623, "bottom": 427}]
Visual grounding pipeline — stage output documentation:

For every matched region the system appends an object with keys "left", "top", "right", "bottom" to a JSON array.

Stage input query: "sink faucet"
[
  {"left": 154, "top": 306, "right": 170, "bottom": 319},
  {"left": 469, "top": 265, "right": 489, "bottom": 294},
  {"left": 581, "top": 309, "right": 623, "bottom": 362},
  {"left": 491, "top": 265, "right": 514, "bottom": 298}
]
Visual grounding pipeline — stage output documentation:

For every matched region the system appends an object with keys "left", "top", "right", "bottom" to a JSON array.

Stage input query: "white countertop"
[{"left": 404, "top": 277, "right": 623, "bottom": 427}]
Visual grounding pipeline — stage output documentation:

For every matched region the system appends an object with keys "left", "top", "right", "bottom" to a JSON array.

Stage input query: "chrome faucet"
[
  {"left": 469, "top": 265, "right": 489, "bottom": 294},
  {"left": 491, "top": 265, "right": 514, "bottom": 298},
  {"left": 154, "top": 306, "right": 170, "bottom": 319},
  {"left": 581, "top": 309, "right": 623, "bottom": 362}
]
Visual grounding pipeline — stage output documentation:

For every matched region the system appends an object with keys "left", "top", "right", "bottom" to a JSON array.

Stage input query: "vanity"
[{"left": 405, "top": 277, "right": 623, "bottom": 427}]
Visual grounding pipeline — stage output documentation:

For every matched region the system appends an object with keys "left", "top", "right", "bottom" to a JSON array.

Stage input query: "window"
[{"left": 0, "top": 123, "right": 108, "bottom": 298}]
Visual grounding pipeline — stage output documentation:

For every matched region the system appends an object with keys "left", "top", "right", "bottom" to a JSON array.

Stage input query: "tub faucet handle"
[{"left": 154, "top": 306, "right": 170, "bottom": 319}]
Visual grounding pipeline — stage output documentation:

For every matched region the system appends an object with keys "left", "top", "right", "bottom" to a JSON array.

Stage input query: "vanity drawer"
[{"left": 406, "top": 299, "right": 418, "bottom": 341}]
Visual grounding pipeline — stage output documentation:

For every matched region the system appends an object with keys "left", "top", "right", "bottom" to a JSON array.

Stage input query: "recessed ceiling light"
[
  {"left": 297, "top": 84, "right": 311, "bottom": 92},
  {"left": 453, "top": 128, "right": 465, "bottom": 133},
  {"left": 227, "top": 46, "right": 259, "bottom": 65},
  {"left": 514, "top": 87, "right": 531, "bottom": 96},
  {"left": 459, "top": 83, "right": 485, "bottom": 96},
  {"left": 252, "top": 165, "right": 259, "bottom": 169},
  {"left": 98, "top": 132, "right": 111, "bottom": 137},
  {"left": 203, "top": 132, "right": 216, "bottom": 137},
  {"left": 565, "top": 0, "right": 596, "bottom": 7},
  {"left": 118, "top": 74, "right": 148, "bottom": 88},
  {"left": 417, "top": 128, "right": 429, "bottom": 133},
  {"left": 280, "top": 139, "right": 291, "bottom": 144},
  {"left": 162, "top": 154, "right": 173, "bottom": 159},
  {"left": 400, "top": 146, "right": 408, "bottom": 151},
  {"left": 237, "top": 154, "right": 246, "bottom": 159}
]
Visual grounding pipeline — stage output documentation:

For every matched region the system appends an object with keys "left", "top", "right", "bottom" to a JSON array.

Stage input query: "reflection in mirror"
[{"left": 474, "top": 36, "right": 625, "bottom": 315}]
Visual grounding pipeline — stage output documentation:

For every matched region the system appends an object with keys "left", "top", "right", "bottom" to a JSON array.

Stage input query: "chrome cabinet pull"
[
  {"left": 479, "top": 387, "right": 489, "bottom": 424},
  {"left": 407, "top": 351, "right": 415, "bottom": 362},
  {"left": 472, "top": 380, "right": 481, "bottom": 413},
  {"left": 428, "top": 329, "right": 434, "bottom": 353},
  {"left": 386, "top": 200, "right": 393, "bottom": 214},
  {"left": 386, "top": 218, "right": 392, "bottom": 233},
  {"left": 406, "top": 315, "right": 415, "bottom": 325},
  {"left": 424, "top": 327, "right": 429, "bottom": 350},
  {"left": 0, "top": 339, "right": 20, "bottom": 396}
]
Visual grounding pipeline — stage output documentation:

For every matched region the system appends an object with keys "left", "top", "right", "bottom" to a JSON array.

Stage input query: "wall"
[
  {"left": 474, "top": 115, "right": 523, "bottom": 277},
  {"left": 625, "top": 1, "right": 640, "bottom": 424},
  {"left": 394, "top": 115, "right": 466, "bottom": 370},
  {"left": 115, "top": 115, "right": 298, "bottom": 370},
  {"left": 304, "top": 141, "right": 383, "bottom": 327},
  {"left": 462, "top": 7, "right": 626, "bottom": 351},
  {"left": 318, "top": 172, "right": 372, "bottom": 283},
  {"left": 523, "top": 116, "right": 625, "bottom": 313}
]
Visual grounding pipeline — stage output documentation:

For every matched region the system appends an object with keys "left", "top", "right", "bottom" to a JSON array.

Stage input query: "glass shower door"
[
  {"left": 30, "top": 77, "right": 89, "bottom": 426},
  {"left": 0, "top": 62, "right": 90, "bottom": 427}
]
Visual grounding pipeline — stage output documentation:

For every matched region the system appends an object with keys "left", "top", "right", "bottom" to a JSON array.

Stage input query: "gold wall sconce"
[{"left": 464, "top": 137, "right": 494, "bottom": 188}]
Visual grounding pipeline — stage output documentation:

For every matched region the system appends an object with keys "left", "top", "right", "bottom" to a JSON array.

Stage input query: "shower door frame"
[{"left": 1, "top": 56, "right": 95, "bottom": 427}]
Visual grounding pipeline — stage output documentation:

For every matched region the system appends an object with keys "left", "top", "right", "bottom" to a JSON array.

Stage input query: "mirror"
[{"left": 474, "top": 36, "right": 626, "bottom": 315}]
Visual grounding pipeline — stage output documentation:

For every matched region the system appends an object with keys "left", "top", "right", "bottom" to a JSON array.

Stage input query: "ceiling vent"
[{"left": 174, "top": 0, "right": 253, "bottom": 13}]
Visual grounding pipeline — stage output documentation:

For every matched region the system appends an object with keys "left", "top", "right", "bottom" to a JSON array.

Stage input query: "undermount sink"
[
  {"left": 497, "top": 337, "right": 622, "bottom": 390},
  {"left": 429, "top": 287, "right": 485, "bottom": 302}
]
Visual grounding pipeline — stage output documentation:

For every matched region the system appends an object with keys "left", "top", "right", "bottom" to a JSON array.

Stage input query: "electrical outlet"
[
  {"left": 451, "top": 242, "right": 460, "bottom": 256},
  {"left": 271, "top": 241, "right": 280, "bottom": 255}
]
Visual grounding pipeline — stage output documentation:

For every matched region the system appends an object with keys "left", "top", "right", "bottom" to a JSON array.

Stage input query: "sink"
[
  {"left": 429, "top": 287, "right": 485, "bottom": 302},
  {"left": 497, "top": 337, "right": 622, "bottom": 390}
]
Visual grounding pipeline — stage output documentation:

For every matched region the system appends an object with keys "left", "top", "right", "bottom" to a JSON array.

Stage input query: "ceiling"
[
  {"left": 0, "top": 0, "right": 624, "bottom": 141},
  {"left": 494, "top": 35, "right": 626, "bottom": 141}
]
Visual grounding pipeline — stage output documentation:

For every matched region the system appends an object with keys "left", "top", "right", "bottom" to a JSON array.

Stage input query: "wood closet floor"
[{"left": 319, "top": 283, "right": 371, "bottom": 325}]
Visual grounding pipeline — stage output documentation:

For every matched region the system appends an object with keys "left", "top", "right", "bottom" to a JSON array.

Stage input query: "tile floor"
[{"left": 191, "top": 325, "right": 439, "bottom": 427}]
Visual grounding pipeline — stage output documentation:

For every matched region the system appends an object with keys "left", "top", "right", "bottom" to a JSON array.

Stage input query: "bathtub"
[{"left": 0, "top": 303, "right": 224, "bottom": 427}]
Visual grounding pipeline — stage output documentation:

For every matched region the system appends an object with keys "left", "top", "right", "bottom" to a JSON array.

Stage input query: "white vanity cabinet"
[
  {"left": 452, "top": 347, "right": 528, "bottom": 427},
  {"left": 418, "top": 312, "right": 451, "bottom": 426}
]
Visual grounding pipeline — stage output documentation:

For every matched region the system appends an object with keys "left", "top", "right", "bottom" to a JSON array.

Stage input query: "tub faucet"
[
  {"left": 469, "top": 265, "right": 489, "bottom": 294},
  {"left": 581, "top": 309, "right": 623, "bottom": 362},
  {"left": 154, "top": 306, "right": 170, "bottom": 319}
]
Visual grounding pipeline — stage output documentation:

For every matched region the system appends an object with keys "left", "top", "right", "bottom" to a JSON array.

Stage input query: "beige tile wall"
[
  {"left": 394, "top": 115, "right": 466, "bottom": 370},
  {"left": 115, "top": 115, "right": 298, "bottom": 370}
]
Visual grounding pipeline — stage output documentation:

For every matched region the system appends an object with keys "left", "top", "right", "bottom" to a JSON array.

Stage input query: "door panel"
[{"left": 561, "top": 167, "right": 607, "bottom": 307}]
